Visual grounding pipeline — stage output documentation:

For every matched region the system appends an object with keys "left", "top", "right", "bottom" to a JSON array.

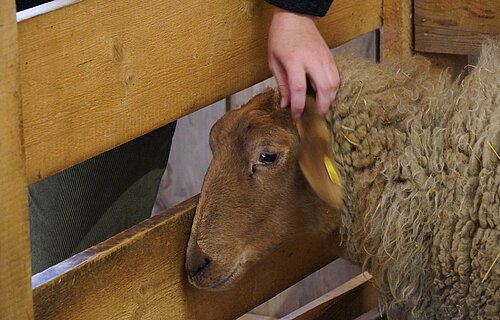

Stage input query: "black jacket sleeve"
[
  {"left": 265, "top": 0, "right": 333, "bottom": 17},
  {"left": 16, "top": 0, "right": 51, "bottom": 11}
]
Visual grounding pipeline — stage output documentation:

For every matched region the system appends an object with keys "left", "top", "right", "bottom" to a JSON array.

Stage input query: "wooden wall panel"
[
  {"left": 415, "top": 0, "right": 500, "bottom": 55},
  {"left": 0, "top": 1, "right": 33, "bottom": 319},
  {"left": 17, "top": 0, "right": 382, "bottom": 183},
  {"left": 32, "top": 197, "right": 339, "bottom": 320}
]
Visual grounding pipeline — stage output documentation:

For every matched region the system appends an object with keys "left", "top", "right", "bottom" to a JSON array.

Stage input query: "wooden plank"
[
  {"left": 415, "top": 0, "right": 500, "bottom": 55},
  {"left": 354, "top": 308, "right": 385, "bottom": 320},
  {"left": 32, "top": 197, "right": 339, "bottom": 320},
  {"left": 252, "top": 259, "right": 362, "bottom": 317},
  {"left": 280, "top": 273, "right": 378, "bottom": 320},
  {"left": 239, "top": 314, "right": 279, "bottom": 320},
  {"left": 381, "top": 0, "right": 413, "bottom": 61},
  {"left": 0, "top": 1, "right": 34, "bottom": 319},
  {"left": 17, "top": 0, "right": 382, "bottom": 183}
]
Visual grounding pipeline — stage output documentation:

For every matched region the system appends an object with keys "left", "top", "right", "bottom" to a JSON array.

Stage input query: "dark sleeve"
[
  {"left": 16, "top": 0, "right": 51, "bottom": 11},
  {"left": 265, "top": 0, "right": 333, "bottom": 17}
]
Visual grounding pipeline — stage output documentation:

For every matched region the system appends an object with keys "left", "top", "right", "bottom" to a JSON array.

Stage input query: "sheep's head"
[{"left": 186, "top": 89, "right": 342, "bottom": 290}]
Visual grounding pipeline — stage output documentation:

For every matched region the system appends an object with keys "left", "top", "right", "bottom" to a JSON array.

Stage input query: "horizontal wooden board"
[
  {"left": 414, "top": 0, "right": 500, "bottom": 55},
  {"left": 280, "top": 273, "right": 378, "bottom": 320},
  {"left": 239, "top": 314, "right": 278, "bottom": 320},
  {"left": 0, "top": 1, "right": 33, "bottom": 318},
  {"left": 32, "top": 197, "right": 340, "bottom": 320},
  {"left": 17, "top": 0, "right": 382, "bottom": 183},
  {"left": 354, "top": 308, "right": 386, "bottom": 320}
]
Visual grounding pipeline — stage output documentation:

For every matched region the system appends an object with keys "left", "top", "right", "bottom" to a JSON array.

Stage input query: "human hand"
[{"left": 268, "top": 8, "right": 340, "bottom": 119}]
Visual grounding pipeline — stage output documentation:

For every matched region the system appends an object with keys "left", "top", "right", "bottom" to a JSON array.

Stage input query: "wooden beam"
[
  {"left": 354, "top": 308, "right": 386, "bottom": 320},
  {"left": 414, "top": 0, "right": 500, "bottom": 55},
  {"left": 239, "top": 314, "right": 279, "bottom": 320},
  {"left": 0, "top": 1, "right": 33, "bottom": 319},
  {"left": 381, "top": 0, "right": 413, "bottom": 61},
  {"left": 280, "top": 273, "right": 378, "bottom": 320},
  {"left": 17, "top": 0, "right": 382, "bottom": 183},
  {"left": 32, "top": 197, "right": 339, "bottom": 320}
]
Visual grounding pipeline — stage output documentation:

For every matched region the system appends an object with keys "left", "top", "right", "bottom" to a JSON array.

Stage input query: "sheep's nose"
[{"left": 186, "top": 241, "right": 212, "bottom": 279}]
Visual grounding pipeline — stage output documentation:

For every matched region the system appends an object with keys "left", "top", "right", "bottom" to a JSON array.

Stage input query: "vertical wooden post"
[
  {"left": 0, "top": 1, "right": 34, "bottom": 319},
  {"left": 381, "top": 0, "right": 413, "bottom": 61}
]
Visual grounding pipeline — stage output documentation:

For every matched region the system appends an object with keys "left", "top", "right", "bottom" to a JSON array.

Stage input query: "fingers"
[
  {"left": 272, "top": 57, "right": 339, "bottom": 118},
  {"left": 306, "top": 58, "right": 340, "bottom": 115},
  {"left": 286, "top": 64, "right": 307, "bottom": 119},
  {"left": 269, "top": 59, "right": 290, "bottom": 109},
  {"left": 267, "top": 10, "right": 340, "bottom": 118}
]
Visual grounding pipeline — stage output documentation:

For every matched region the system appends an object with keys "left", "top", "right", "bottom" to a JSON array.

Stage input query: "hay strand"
[
  {"left": 487, "top": 141, "right": 500, "bottom": 160},
  {"left": 482, "top": 251, "right": 500, "bottom": 284},
  {"left": 342, "top": 132, "right": 360, "bottom": 146}
]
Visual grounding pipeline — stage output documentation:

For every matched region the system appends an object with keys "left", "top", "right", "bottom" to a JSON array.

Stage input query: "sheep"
[{"left": 185, "top": 40, "right": 499, "bottom": 319}]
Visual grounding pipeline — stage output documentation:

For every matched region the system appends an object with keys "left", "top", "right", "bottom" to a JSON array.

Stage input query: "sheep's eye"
[{"left": 259, "top": 152, "right": 277, "bottom": 164}]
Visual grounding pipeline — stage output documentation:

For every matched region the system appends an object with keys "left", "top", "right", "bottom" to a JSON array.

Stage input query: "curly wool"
[{"left": 328, "top": 40, "right": 499, "bottom": 319}]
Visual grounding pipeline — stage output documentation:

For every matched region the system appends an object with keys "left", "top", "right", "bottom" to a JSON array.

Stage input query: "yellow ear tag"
[{"left": 323, "top": 155, "right": 341, "bottom": 186}]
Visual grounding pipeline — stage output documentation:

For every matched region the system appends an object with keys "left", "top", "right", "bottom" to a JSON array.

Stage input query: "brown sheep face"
[{"left": 185, "top": 90, "right": 329, "bottom": 290}]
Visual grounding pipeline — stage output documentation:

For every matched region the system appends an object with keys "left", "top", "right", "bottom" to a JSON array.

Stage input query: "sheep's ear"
[{"left": 295, "top": 95, "right": 343, "bottom": 209}]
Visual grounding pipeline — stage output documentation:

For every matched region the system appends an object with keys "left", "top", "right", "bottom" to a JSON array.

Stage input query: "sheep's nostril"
[
  {"left": 191, "top": 257, "right": 211, "bottom": 277},
  {"left": 186, "top": 241, "right": 212, "bottom": 279}
]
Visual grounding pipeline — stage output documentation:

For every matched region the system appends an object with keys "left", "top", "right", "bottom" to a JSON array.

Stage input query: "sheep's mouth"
[
  {"left": 188, "top": 257, "right": 246, "bottom": 291},
  {"left": 206, "top": 262, "right": 243, "bottom": 290}
]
